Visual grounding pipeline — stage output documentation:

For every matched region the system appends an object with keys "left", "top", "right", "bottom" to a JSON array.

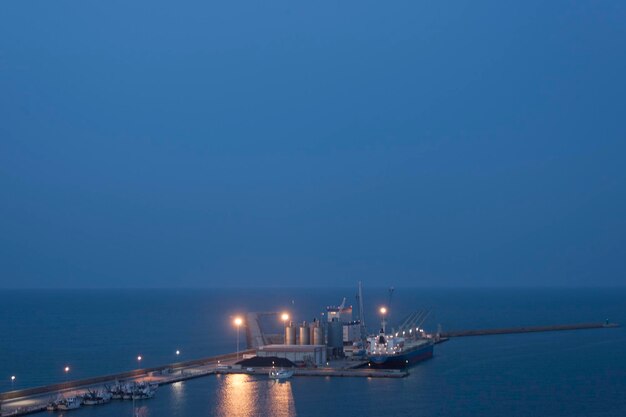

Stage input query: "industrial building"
[
  {"left": 256, "top": 344, "right": 327, "bottom": 367},
  {"left": 325, "top": 298, "right": 363, "bottom": 352}
]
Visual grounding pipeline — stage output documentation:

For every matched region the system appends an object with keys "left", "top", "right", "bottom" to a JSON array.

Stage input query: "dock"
[
  {"left": 440, "top": 322, "right": 619, "bottom": 338},
  {"left": 217, "top": 366, "right": 407, "bottom": 378}
]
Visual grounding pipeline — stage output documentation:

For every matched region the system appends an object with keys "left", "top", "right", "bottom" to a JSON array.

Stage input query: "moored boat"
[
  {"left": 82, "top": 389, "right": 112, "bottom": 405},
  {"left": 269, "top": 368, "right": 294, "bottom": 380},
  {"left": 367, "top": 331, "right": 434, "bottom": 369},
  {"left": 56, "top": 396, "right": 82, "bottom": 410},
  {"left": 366, "top": 308, "right": 435, "bottom": 369}
]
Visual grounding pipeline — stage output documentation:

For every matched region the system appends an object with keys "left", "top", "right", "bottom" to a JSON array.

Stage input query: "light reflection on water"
[
  {"left": 170, "top": 381, "right": 184, "bottom": 406},
  {"left": 216, "top": 374, "right": 296, "bottom": 417}
]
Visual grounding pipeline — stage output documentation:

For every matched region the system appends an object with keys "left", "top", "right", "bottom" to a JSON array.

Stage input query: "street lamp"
[
  {"left": 379, "top": 307, "right": 387, "bottom": 334},
  {"left": 281, "top": 313, "right": 289, "bottom": 323},
  {"left": 176, "top": 349, "right": 180, "bottom": 357},
  {"left": 11, "top": 376, "right": 15, "bottom": 389},
  {"left": 233, "top": 317, "right": 243, "bottom": 360},
  {"left": 133, "top": 358, "right": 141, "bottom": 417}
]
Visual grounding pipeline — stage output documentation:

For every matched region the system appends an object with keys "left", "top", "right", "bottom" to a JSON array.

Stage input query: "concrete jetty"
[
  {"left": 440, "top": 322, "right": 619, "bottom": 338},
  {"left": 217, "top": 367, "right": 408, "bottom": 378}
]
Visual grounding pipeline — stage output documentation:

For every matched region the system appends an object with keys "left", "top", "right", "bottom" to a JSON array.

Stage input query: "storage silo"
[
  {"left": 312, "top": 324, "right": 324, "bottom": 346},
  {"left": 327, "top": 318, "right": 343, "bottom": 350},
  {"left": 299, "top": 322, "right": 310, "bottom": 345},
  {"left": 285, "top": 322, "right": 296, "bottom": 345}
]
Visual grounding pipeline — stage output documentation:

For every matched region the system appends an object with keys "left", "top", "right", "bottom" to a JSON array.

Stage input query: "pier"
[
  {"left": 440, "top": 322, "right": 619, "bottom": 338},
  {"left": 218, "top": 366, "right": 407, "bottom": 378}
]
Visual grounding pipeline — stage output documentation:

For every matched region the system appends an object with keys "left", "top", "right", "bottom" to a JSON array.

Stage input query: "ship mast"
[{"left": 357, "top": 281, "right": 366, "bottom": 342}]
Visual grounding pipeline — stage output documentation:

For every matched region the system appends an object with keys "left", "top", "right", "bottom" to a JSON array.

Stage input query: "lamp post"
[
  {"left": 64, "top": 366, "right": 70, "bottom": 385},
  {"left": 281, "top": 313, "right": 290, "bottom": 343},
  {"left": 133, "top": 356, "right": 142, "bottom": 417},
  {"left": 234, "top": 317, "right": 243, "bottom": 360},
  {"left": 11, "top": 375, "right": 15, "bottom": 389},
  {"left": 379, "top": 307, "right": 387, "bottom": 334}
]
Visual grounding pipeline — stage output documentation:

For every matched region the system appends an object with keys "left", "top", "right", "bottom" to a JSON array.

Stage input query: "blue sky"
[{"left": 1, "top": 1, "right": 625, "bottom": 288}]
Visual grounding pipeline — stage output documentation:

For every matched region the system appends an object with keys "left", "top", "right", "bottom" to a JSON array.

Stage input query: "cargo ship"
[
  {"left": 367, "top": 329, "right": 434, "bottom": 369},
  {"left": 366, "top": 305, "right": 435, "bottom": 369}
]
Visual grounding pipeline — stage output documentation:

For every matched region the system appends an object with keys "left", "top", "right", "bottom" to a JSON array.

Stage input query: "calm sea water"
[{"left": 1, "top": 288, "right": 625, "bottom": 417}]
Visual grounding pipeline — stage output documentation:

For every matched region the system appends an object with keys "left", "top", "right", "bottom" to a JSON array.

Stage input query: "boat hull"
[{"left": 368, "top": 342, "right": 434, "bottom": 369}]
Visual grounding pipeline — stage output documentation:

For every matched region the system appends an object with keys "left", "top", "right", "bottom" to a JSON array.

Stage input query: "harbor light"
[
  {"left": 64, "top": 366, "right": 70, "bottom": 373},
  {"left": 176, "top": 350, "right": 180, "bottom": 356},
  {"left": 11, "top": 376, "right": 16, "bottom": 381},
  {"left": 379, "top": 307, "right": 388, "bottom": 333},
  {"left": 234, "top": 317, "right": 243, "bottom": 360},
  {"left": 281, "top": 313, "right": 289, "bottom": 323}
]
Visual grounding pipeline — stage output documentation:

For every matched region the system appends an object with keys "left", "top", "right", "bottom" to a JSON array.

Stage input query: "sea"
[{"left": 1, "top": 287, "right": 625, "bottom": 417}]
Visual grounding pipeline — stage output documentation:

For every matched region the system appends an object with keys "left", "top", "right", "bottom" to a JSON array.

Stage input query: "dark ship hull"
[{"left": 368, "top": 341, "right": 434, "bottom": 369}]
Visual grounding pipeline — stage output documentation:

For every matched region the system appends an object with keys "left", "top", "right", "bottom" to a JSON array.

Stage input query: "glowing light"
[
  {"left": 11, "top": 376, "right": 16, "bottom": 381},
  {"left": 281, "top": 313, "right": 289, "bottom": 322},
  {"left": 379, "top": 307, "right": 387, "bottom": 315},
  {"left": 137, "top": 355, "right": 142, "bottom": 362},
  {"left": 176, "top": 350, "right": 180, "bottom": 355},
  {"left": 64, "top": 366, "right": 70, "bottom": 373},
  {"left": 234, "top": 317, "right": 243, "bottom": 326}
]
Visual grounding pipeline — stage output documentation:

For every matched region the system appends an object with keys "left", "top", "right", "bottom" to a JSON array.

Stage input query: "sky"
[{"left": 1, "top": 1, "right": 625, "bottom": 288}]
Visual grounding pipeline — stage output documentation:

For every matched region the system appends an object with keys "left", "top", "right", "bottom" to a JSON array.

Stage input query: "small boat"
[
  {"left": 57, "top": 396, "right": 82, "bottom": 410},
  {"left": 268, "top": 368, "right": 294, "bottom": 380},
  {"left": 122, "top": 383, "right": 135, "bottom": 400},
  {"left": 106, "top": 382, "right": 125, "bottom": 400},
  {"left": 82, "top": 389, "right": 112, "bottom": 405},
  {"left": 46, "top": 395, "right": 65, "bottom": 411},
  {"left": 132, "top": 387, "right": 156, "bottom": 400},
  {"left": 131, "top": 381, "right": 157, "bottom": 400}
]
